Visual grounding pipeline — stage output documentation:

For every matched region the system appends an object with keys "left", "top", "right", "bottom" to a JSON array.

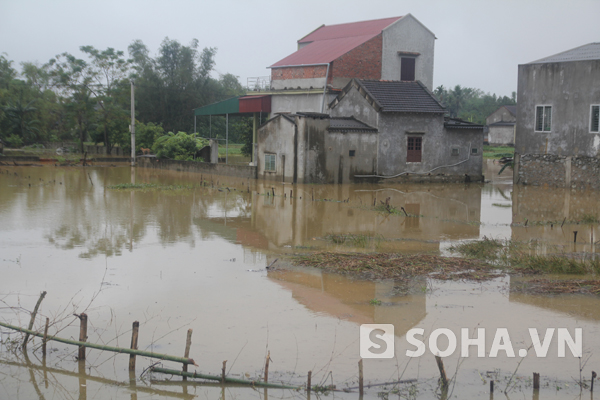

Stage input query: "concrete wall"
[
  {"left": 305, "top": 128, "right": 378, "bottom": 184},
  {"left": 328, "top": 84, "right": 380, "bottom": 128},
  {"left": 256, "top": 115, "right": 297, "bottom": 182},
  {"left": 137, "top": 157, "right": 256, "bottom": 179},
  {"left": 488, "top": 125, "right": 515, "bottom": 145},
  {"left": 270, "top": 92, "right": 335, "bottom": 114},
  {"left": 486, "top": 107, "right": 516, "bottom": 125},
  {"left": 515, "top": 153, "right": 600, "bottom": 189},
  {"left": 515, "top": 60, "right": 600, "bottom": 157},
  {"left": 381, "top": 14, "right": 435, "bottom": 90}
]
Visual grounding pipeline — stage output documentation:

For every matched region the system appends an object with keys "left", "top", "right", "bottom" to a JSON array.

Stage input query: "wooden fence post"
[
  {"left": 182, "top": 329, "right": 193, "bottom": 381},
  {"left": 78, "top": 313, "right": 87, "bottom": 361},
  {"left": 129, "top": 321, "right": 139, "bottom": 371}
]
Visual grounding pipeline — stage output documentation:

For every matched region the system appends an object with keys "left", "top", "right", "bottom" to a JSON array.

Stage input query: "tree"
[{"left": 152, "top": 131, "right": 208, "bottom": 160}]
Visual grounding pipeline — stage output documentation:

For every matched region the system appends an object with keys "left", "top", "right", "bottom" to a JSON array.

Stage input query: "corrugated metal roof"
[
  {"left": 444, "top": 117, "right": 484, "bottom": 129},
  {"left": 356, "top": 80, "right": 446, "bottom": 113},
  {"left": 194, "top": 97, "right": 240, "bottom": 116},
  {"left": 329, "top": 117, "right": 377, "bottom": 132},
  {"left": 270, "top": 16, "right": 402, "bottom": 68},
  {"left": 528, "top": 43, "right": 600, "bottom": 64},
  {"left": 298, "top": 16, "right": 402, "bottom": 43}
]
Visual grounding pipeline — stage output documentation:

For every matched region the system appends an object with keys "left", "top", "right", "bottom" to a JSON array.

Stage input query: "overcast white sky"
[{"left": 1, "top": 0, "right": 598, "bottom": 97}]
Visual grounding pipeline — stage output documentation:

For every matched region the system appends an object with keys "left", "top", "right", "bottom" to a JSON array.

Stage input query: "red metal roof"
[
  {"left": 239, "top": 95, "right": 271, "bottom": 113},
  {"left": 298, "top": 16, "right": 402, "bottom": 43},
  {"left": 270, "top": 16, "right": 402, "bottom": 68}
]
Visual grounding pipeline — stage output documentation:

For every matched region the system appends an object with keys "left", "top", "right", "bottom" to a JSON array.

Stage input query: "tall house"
[
  {"left": 514, "top": 43, "right": 600, "bottom": 189},
  {"left": 262, "top": 15, "right": 436, "bottom": 114}
]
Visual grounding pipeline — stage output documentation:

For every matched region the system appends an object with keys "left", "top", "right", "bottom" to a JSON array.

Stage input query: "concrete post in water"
[
  {"left": 574, "top": 231, "right": 578, "bottom": 243},
  {"left": 592, "top": 371, "right": 596, "bottom": 393},
  {"left": 129, "top": 321, "right": 139, "bottom": 371},
  {"left": 78, "top": 313, "right": 88, "bottom": 361},
  {"left": 533, "top": 372, "right": 540, "bottom": 390}
]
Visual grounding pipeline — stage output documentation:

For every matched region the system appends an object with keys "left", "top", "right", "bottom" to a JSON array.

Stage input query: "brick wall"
[
  {"left": 271, "top": 65, "right": 328, "bottom": 81},
  {"left": 270, "top": 34, "right": 383, "bottom": 84},
  {"left": 331, "top": 34, "right": 382, "bottom": 80}
]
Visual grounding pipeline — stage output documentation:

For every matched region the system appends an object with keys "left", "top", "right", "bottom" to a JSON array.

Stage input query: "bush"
[
  {"left": 4, "top": 134, "right": 24, "bottom": 148},
  {"left": 152, "top": 131, "right": 209, "bottom": 161}
]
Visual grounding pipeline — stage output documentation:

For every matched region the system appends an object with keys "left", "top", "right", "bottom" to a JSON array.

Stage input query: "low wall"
[
  {"left": 137, "top": 158, "right": 257, "bottom": 179},
  {"left": 516, "top": 153, "right": 600, "bottom": 189}
]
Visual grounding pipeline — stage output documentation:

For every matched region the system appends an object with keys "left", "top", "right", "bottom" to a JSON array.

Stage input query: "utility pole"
[{"left": 130, "top": 80, "right": 136, "bottom": 166}]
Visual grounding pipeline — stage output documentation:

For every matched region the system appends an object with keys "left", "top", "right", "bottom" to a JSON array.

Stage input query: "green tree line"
[
  {"left": 433, "top": 85, "right": 516, "bottom": 124},
  {"left": 0, "top": 38, "right": 253, "bottom": 155}
]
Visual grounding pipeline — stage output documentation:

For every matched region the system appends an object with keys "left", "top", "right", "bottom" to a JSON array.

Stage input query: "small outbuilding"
[{"left": 486, "top": 105, "right": 516, "bottom": 146}]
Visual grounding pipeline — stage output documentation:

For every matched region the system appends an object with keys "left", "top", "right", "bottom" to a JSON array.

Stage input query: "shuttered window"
[
  {"left": 535, "top": 105, "right": 552, "bottom": 132},
  {"left": 264, "top": 153, "right": 276, "bottom": 171},
  {"left": 591, "top": 105, "right": 600, "bottom": 133},
  {"left": 401, "top": 57, "right": 416, "bottom": 81},
  {"left": 407, "top": 137, "right": 422, "bottom": 163}
]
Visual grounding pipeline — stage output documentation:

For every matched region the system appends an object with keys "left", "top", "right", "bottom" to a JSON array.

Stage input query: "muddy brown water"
[{"left": 0, "top": 161, "right": 599, "bottom": 399}]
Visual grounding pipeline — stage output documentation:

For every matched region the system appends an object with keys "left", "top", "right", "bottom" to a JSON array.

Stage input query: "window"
[
  {"left": 451, "top": 148, "right": 460, "bottom": 156},
  {"left": 407, "top": 136, "right": 422, "bottom": 162},
  {"left": 400, "top": 57, "right": 416, "bottom": 81},
  {"left": 535, "top": 105, "right": 552, "bottom": 132},
  {"left": 471, "top": 148, "right": 479, "bottom": 155},
  {"left": 349, "top": 150, "right": 356, "bottom": 157},
  {"left": 591, "top": 105, "right": 600, "bottom": 133},
  {"left": 264, "top": 153, "right": 276, "bottom": 171}
]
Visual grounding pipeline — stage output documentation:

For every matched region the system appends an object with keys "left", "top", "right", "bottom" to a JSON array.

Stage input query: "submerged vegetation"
[
  {"left": 107, "top": 183, "right": 193, "bottom": 191},
  {"left": 449, "top": 237, "right": 600, "bottom": 275}
]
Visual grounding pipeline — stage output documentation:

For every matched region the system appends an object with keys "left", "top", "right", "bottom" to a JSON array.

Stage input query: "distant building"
[
  {"left": 257, "top": 79, "right": 484, "bottom": 183},
  {"left": 514, "top": 43, "right": 600, "bottom": 189},
  {"left": 486, "top": 105, "right": 516, "bottom": 146},
  {"left": 253, "top": 15, "right": 436, "bottom": 115}
]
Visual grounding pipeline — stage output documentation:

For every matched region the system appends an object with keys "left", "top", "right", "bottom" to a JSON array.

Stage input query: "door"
[{"left": 407, "top": 136, "right": 422, "bottom": 162}]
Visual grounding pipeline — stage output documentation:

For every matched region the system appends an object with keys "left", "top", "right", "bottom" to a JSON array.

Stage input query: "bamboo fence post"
[
  {"left": 307, "top": 370, "right": 311, "bottom": 392},
  {"left": 264, "top": 351, "right": 270, "bottom": 382},
  {"left": 574, "top": 231, "right": 578, "bottom": 243},
  {"left": 42, "top": 317, "right": 49, "bottom": 357},
  {"left": 592, "top": 371, "right": 596, "bottom": 393},
  {"left": 78, "top": 313, "right": 88, "bottom": 361},
  {"left": 182, "top": 329, "right": 193, "bottom": 381},
  {"left": 435, "top": 355, "right": 448, "bottom": 388},
  {"left": 151, "top": 367, "right": 299, "bottom": 389},
  {"left": 221, "top": 360, "right": 227, "bottom": 383},
  {"left": 129, "top": 321, "right": 139, "bottom": 371},
  {"left": 22, "top": 291, "right": 46, "bottom": 350},
  {"left": 358, "top": 359, "right": 364, "bottom": 396},
  {"left": 0, "top": 321, "right": 196, "bottom": 365},
  {"left": 533, "top": 372, "right": 540, "bottom": 390}
]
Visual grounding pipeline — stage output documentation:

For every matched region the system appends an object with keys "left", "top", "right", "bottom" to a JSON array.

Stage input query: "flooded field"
[{"left": 1, "top": 160, "right": 599, "bottom": 399}]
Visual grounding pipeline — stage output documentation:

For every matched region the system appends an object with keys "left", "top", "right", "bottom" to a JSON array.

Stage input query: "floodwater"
[{"left": 0, "top": 160, "right": 599, "bottom": 399}]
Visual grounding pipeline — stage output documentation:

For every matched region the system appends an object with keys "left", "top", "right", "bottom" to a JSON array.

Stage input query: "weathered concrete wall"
[
  {"left": 488, "top": 125, "right": 515, "bottom": 145},
  {"left": 270, "top": 92, "right": 336, "bottom": 114},
  {"left": 256, "top": 115, "right": 297, "bottom": 182},
  {"left": 515, "top": 60, "right": 600, "bottom": 157},
  {"left": 328, "top": 84, "right": 379, "bottom": 129},
  {"left": 381, "top": 14, "right": 435, "bottom": 90},
  {"left": 516, "top": 153, "right": 600, "bottom": 189},
  {"left": 137, "top": 158, "right": 256, "bottom": 179},
  {"left": 486, "top": 107, "right": 516, "bottom": 125},
  {"left": 306, "top": 129, "right": 378, "bottom": 184}
]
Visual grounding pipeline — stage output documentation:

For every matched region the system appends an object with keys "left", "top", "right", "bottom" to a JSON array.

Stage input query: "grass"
[
  {"left": 291, "top": 252, "right": 502, "bottom": 281},
  {"left": 369, "top": 298, "right": 382, "bottom": 305},
  {"left": 449, "top": 237, "right": 600, "bottom": 275},
  {"left": 218, "top": 143, "right": 244, "bottom": 156},
  {"left": 483, "top": 145, "right": 514, "bottom": 159},
  {"left": 325, "top": 233, "right": 384, "bottom": 248}
]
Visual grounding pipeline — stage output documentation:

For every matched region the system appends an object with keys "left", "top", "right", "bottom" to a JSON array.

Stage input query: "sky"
[{"left": 1, "top": 0, "right": 599, "bottom": 97}]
